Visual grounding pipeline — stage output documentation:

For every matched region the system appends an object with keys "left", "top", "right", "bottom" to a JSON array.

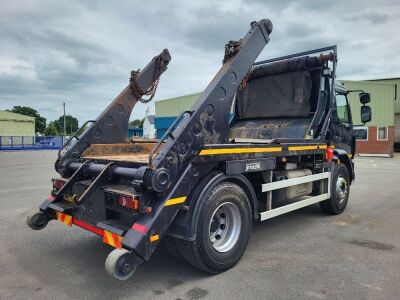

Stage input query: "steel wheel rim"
[
  {"left": 209, "top": 202, "right": 241, "bottom": 253},
  {"left": 336, "top": 175, "right": 348, "bottom": 204}
]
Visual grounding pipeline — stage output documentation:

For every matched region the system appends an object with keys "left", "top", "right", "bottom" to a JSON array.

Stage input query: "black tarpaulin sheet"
[{"left": 236, "top": 71, "right": 312, "bottom": 119}]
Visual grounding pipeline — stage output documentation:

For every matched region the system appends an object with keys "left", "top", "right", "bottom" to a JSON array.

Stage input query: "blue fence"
[{"left": 0, "top": 136, "right": 65, "bottom": 150}]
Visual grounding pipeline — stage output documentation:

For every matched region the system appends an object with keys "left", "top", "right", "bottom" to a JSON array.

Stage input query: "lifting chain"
[
  {"left": 222, "top": 21, "right": 258, "bottom": 91},
  {"left": 222, "top": 39, "right": 251, "bottom": 91},
  {"left": 129, "top": 55, "right": 164, "bottom": 103}
]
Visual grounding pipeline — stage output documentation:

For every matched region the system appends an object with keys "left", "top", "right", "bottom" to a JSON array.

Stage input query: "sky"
[{"left": 0, "top": 0, "right": 399, "bottom": 124}]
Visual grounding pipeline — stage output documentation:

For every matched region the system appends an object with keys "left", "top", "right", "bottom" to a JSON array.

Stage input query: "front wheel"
[
  {"left": 175, "top": 182, "right": 252, "bottom": 274},
  {"left": 320, "top": 163, "right": 350, "bottom": 215}
]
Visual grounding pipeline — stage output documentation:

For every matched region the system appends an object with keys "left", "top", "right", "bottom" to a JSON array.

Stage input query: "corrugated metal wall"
[
  {"left": 155, "top": 93, "right": 200, "bottom": 117},
  {"left": 0, "top": 111, "right": 35, "bottom": 136},
  {"left": 368, "top": 78, "right": 399, "bottom": 113},
  {"left": 341, "top": 80, "right": 395, "bottom": 126}
]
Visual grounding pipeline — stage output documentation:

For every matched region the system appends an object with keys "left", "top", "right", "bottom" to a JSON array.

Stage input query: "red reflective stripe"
[
  {"left": 132, "top": 223, "right": 148, "bottom": 233},
  {"left": 73, "top": 219, "right": 104, "bottom": 236}
]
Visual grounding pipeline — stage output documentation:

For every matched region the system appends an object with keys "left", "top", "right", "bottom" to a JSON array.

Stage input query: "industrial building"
[
  {"left": 155, "top": 78, "right": 399, "bottom": 156},
  {"left": 0, "top": 111, "right": 35, "bottom": 136},
  {"left": 0, "top": 111, "right": 36, "bottom": 149}
]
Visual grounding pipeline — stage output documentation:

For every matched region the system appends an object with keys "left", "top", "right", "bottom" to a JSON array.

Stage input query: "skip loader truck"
[{"left": 27, "top": 18, "right": 372, "bottom": 280}]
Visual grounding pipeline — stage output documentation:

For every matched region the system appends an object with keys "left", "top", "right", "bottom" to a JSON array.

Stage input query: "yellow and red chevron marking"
[
  {"left": 55, "top": 211, "right": 72, "bottom": 227},
  {"left": 103, "top": 230, "right": 123, "bottom": 248}
]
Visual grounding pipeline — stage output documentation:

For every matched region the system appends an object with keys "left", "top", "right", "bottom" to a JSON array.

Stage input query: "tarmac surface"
[{"left": 0, "top": 150, "right": 399, "bottom": 299}]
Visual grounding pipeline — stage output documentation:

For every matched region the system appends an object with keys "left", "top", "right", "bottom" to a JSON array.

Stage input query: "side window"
[{"left": 335, "top": 94, "right": 350, "bottom": 124}]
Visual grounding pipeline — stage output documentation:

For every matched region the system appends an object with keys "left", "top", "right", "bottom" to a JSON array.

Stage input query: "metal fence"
[{"left": 0, "top": 136, "right": 65, "bottom": 150}]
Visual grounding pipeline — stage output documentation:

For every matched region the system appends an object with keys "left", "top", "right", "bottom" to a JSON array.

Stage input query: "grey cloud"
[
  {"left": 343, "top": 11, "right": 395, "bottom": 24},
  {"left": 0, "top": 0, "right": 399, "bottom": 124}
]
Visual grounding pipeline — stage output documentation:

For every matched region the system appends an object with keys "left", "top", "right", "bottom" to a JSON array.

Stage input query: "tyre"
[
  {"left": 26, "top": 212, "right": 49, "bottom": 230},
  {"left": 175, "top": 182, "right": 252, "bottom": 274},
  {"left": 163, "top": 236, "right": 185, "bottom": 262},
  {"left": 105, "top": 248, "right": 136, "bottom": 280},
  {"left": 320, "top": 163, "right": 350, "bottom": 215}
]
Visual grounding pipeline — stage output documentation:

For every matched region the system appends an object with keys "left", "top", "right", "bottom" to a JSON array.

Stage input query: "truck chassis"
[{"left": 27, "top": 18, "right": 361, "bottom": 280}]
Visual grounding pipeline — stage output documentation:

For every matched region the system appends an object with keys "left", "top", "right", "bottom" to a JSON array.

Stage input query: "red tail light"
[
  {"left": 52, "top": 179, "right": 65, "bottom": 191},
  {"left": 117, "top": 195, "right": 139, "bottom": 211},
  {"left": 325, "top": 147, "right": 334, "bottom": 162}
]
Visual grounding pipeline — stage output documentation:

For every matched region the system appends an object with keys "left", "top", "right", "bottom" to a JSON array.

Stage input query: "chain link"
[
  {"left": 222, "top": 39, "right": 251, "bottom": 91},
  {"left": 130, "top": 55, "right": 163, "bottom": 103}
]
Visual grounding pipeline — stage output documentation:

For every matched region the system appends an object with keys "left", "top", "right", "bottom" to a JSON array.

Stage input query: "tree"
[
  {"left": 54, "top": 115, "right": 79, "bottom": 135},
  {"left": 10, "top": 106, "right": 47, "bottom": 134},
  {"left": 139, "top": 118, "right": 145, "bottom": 128},
  {"left": 129, "top": 119, "right": 142, "bottom": 127},
  {"left": 44, "top": 121, "right": 59, "bottom": 136}
]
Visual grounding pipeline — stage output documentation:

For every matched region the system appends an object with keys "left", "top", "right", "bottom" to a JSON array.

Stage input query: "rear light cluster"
[
  {"left": 52, "top": 178, "right": 65, "bottom": 191},
  {"left": 118, "top": 195, "right": 139, "bottom": 210},
  {"left": 113, "top": 194, "right": 152, "bottom": 214}
]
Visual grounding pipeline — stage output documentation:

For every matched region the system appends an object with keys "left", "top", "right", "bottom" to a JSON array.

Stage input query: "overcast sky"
[{"left": 0, "top": 0, "right": 399, "bottom": 124}]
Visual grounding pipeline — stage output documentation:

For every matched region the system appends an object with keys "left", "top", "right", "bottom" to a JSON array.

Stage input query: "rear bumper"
[{"left": 53, "top": 210, "right": 125, "bottom": 249}]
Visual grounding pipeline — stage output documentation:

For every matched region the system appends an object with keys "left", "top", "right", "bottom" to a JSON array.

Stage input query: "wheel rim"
[
  {"left": 116, "top": 253, "right": 135, "bottom": 278},
  {"left": 335, "top": 175, "right": 348, "bottom": 204},
  {"left": 209, "top": 202, "right": 241, "bottom": 253}
]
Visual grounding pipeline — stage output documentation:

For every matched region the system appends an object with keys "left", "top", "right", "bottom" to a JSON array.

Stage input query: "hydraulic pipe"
[{"left": 69, "top": 162, "right": 146, "bottom": 181}]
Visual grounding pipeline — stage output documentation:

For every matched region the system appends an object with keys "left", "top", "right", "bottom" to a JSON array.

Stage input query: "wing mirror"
[
  {"left": 361, "top": 105, "right": 371, "bottom": 124},
  {"left": 359, "top": 92, "right": 371, "bottom": 104}
]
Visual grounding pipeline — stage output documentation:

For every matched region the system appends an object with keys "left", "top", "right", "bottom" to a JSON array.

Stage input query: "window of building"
[
  {"left": 377, "top": 126, "right": 388, "bottom": 141},
  {"left": 353, "top": 126, "right": 368, "bottom": 141}
]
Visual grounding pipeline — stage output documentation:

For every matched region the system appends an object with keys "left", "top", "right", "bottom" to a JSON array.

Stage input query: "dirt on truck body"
[{"left": 27, "top": 18, "right": 372, "bottom": 280}]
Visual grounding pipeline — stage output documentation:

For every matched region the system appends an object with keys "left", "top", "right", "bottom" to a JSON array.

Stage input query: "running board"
[{"left": 260, "top": 172, "right": 330, "bottom": 221}]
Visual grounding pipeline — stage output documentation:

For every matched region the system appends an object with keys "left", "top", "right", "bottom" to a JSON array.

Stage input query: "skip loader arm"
[
  {"left": 56, "top": 49, "right": 171, "bottom": 177},
  {"left": 147, "top": 19, "right": 273, "bottom": 193}
]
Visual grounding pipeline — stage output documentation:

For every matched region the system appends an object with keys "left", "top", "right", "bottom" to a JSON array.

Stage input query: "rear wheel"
[
  {"left": 320, "top": 163, "right": 350, "bottom": 215},
  {"left": 175, "top": 182, "right": 252, "bottom": 274}
]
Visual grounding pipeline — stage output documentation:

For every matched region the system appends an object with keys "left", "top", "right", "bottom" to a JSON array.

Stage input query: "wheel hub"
[
  {"left": 335, "top": 175, "right": 348, "bottom": 204},
  {"left": 209, "top": 202, "right": 241, "bottom": 253}
]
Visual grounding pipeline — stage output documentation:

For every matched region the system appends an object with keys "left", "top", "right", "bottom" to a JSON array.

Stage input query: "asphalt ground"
[{"left": 0, "top": 151, "right": 399, "bottom": 299}]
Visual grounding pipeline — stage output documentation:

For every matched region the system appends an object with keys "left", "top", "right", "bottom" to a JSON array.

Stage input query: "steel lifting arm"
[
  {"left": 147, "top": 19, "right": 273, "bottom": 192},
  {"left": 56, "top": 49, "right": 171, "bottom": 177}
]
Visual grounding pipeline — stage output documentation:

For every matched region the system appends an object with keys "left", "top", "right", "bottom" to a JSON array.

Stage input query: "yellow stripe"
[
  {"left": 64, "top": 215, "right": 72, "bottom": 226},
  {"left": 165, "top": 196, "right": 187, "bottom": 206},
  {"left": 105, "top": 231, "right": 115, "bottom": 247},
  {"left": 150, "top": 234, "right": 159, "bottom": 242},
  {"left": 318, "top": 145, "right": 328, "bottom": 149},
  {"left": 56, "top": 211, "right": 62, "bottom": 221},
  {"left": 288, "top": 145, "right": 319, "bottom": 151},
  {"left": 199, "top": 147, "right": 282, "bottom": 156}
]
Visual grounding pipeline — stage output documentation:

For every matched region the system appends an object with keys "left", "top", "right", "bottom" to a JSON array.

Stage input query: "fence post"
[
  {"left": 11, "top": 136, "right": 13, "bottom": 148},
  {"left": 22, "top": 136, "right": 24, "bottom": 148}
]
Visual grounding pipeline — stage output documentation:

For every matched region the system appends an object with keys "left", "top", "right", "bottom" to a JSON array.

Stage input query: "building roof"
[
  {"left": 367, "top": 77, "right": 400, "bottom": 82},
  {"left": 146, "top": 115, "right": 155, "bottom": 124},
  {"left": 0, "top": 110, "right": 35, "bottom": 122},
  {"left": 155, "top": 93, "right": 201, "bottom": 117}
]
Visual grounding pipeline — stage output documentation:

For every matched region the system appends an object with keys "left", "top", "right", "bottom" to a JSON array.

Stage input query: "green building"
[
  {"left": 0, "top": 111, "right": 35, "bottom": 136},
  {"left": 155, "top": 78, "right": 399, "bottom": 156}
]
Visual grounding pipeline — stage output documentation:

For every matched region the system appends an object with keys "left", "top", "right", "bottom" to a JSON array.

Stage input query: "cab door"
[{"left": 332, "top": 93, "right": 353, "bottom": 154}]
